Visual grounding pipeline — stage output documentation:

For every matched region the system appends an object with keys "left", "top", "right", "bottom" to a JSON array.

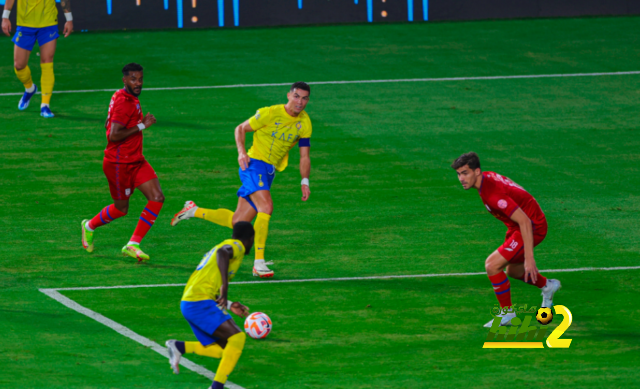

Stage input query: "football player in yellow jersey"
[
  {"left": 172, "top": 82, "right": 313, "bottom": 278},
  {"left": 165, "top": 221, "right": 254, "bottom": 389},
  {"left": 2, "top": 0, "right": 73, "bottom": 118}
]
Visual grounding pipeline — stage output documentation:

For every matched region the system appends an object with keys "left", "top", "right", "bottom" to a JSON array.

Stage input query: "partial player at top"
[{"left": 172, "top": 82, "right": 313, "bottom": 279}]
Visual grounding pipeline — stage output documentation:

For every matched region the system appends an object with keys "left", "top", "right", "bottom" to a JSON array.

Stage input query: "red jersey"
[
  {"left": 479, "top": 171, "right": 547, "bottom": 233},
  {"left": 104, "top": 89, "right": 144, "bottom": 164}
]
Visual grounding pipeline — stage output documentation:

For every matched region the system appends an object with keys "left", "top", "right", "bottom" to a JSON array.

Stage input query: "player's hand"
[
  {"left": 301, "top": 184, "right": 310, "bottom": 201},
  {"left": 238, "top": 152, "right": 250, "bottom": 171},
  {"left": 2, "top": 18, "right": 11, "bottom": 37},
  {"left": 63, "top": 21, "right": 73, "bottom": 37},
  {"left": 230, "top": 302, "right": 250, "bottom": 318},
  {"left": 216, "top": 293, "right": 228, "bottom": 312},
  {"left": 143, "top": 113, "right": 156, "bottom": 128},
  {"left": 524, "top": 257, "right": 538, "bottom": 284}
]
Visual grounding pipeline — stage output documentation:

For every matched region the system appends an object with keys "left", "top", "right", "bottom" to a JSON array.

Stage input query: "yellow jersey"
[
  {"left": 181, "top": 239, "right": 246, "bottom": 302},
  {"left": 247, "top": 104, "right": 312, "bottom": 172},
  {"left": 17, "top": 0, "right": 58, "bottom": 28}
]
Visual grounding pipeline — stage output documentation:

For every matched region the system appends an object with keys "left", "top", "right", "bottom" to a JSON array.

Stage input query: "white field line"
[
  {"left": 48, "top": 265, "right": 640, "bottom": 292},
  {"left": 1, "top": 71, "right": 639, "bottom": 97},
  {"left": 39, "top": 288, "right": 245, "bottom": 389}
]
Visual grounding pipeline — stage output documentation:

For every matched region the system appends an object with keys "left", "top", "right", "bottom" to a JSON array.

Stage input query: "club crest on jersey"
[
  {"left": 498, "top": 199, "right": 508, "bottom": 209},
  {"left": 255, "top": 111, "right": 261, "bottom": 119},
  {"left": 296, "top": 121, "right": 302, "bottom": 129}
]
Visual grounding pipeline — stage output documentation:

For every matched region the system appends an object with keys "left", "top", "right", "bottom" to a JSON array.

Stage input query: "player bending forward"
[
  {"left": 452, "top": 152, "right": 561, "bottom": 327},
  {"left": 166, "top": 221, "right": 255, "bottom": 389},
  {"left": 171, "top": 82, "right": 313, "bottom": 278},
  {"left": 81, "top": 63, "right": 164, "bottom": 262}
]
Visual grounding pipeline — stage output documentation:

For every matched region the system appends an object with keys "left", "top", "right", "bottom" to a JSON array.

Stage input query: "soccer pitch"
[{"left": 2, "top": 16, "right": 640, "bottom": 388}]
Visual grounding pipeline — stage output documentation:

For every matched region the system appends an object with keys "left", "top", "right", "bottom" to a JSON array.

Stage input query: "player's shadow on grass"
[{"left": 156, "top": 120, "right": 216, "bottom": 131}]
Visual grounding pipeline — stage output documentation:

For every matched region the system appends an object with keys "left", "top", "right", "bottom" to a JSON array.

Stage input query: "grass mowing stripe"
[
  {"left": 1, "top": 70, "right": 639, "bottom": 97},
  {"left": 44, "top": 265, "right": 640, "bottom": 291},
  {"left": 39, "top": 289, "right": 246, "bottom": 389}
]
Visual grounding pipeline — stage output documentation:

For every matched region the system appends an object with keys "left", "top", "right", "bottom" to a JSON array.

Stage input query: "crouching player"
[
  {"left": 452, "top": 152, "right": 561, "bottom": 327},
  {"left": 166, "top": 221, "right": 255, "bottom": 389}
]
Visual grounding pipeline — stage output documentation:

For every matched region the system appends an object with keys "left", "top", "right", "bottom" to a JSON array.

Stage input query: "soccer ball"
[
  {"left": 536, "top": 307, "right": 553, "bottom": 325},
  {"left": 244, "top": 312, "right": 272, "bottom": 339}
]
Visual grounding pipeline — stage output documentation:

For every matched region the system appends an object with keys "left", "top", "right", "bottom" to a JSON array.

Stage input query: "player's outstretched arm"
[
  {"left": 60, "top": 0, "right": 73, "bottom": 37},
  {"left": 300, "top": 146, "right": 311, "bottom": 201},
  {"left": 215, "top": 245, "right": 235, "bottom": 310},
  {"left": 2, "top": 0, "right": 15, "bottom": 37},
  {"left": 510, "top": 208, "right": 538, "bottom": 283},
  {"left": 235, "top": 119, "right": 254, "bottom": 171}
]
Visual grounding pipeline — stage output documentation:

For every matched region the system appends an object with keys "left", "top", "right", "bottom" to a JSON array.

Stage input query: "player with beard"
[{"left": 81, "top": 63, "right": 163, "bottom": 262}]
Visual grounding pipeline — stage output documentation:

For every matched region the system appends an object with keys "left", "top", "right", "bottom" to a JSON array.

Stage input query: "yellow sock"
[
  {"left": 185, "top": 341, "right": 223, "bottom": 359},
  {"left": 40, "top": 62, "right": 54, "bottom": 105},
  {"left": 254, "top": 212, "right": 270, "bottom": 260},
  {"left": 195, "top": 208, "right": 234, "bottom": 229},
  {"left": 15, "top": 66, "right": 33, "bottom": 89},
  {"left": 214, "top": 332, "right": 245, "bottom": 385}
]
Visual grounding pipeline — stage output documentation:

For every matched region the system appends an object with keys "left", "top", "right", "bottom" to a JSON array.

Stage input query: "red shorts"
[
  {"left": 497, "top": 228, "right": 547, "bottom": 263},
  {"left": 103, "top": 159, "right": 157, "bottom": 201}
]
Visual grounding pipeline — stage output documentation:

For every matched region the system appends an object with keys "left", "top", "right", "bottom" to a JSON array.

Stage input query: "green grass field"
[{"left": 2, "top": 16, "right": 640, "bottom": 388}]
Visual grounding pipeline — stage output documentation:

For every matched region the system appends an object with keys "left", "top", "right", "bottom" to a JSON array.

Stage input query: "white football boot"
[
  {"left": 165, "top": 340, "right": 182, "bottom": 374},
  {"left": 171, "top": 201, "right": 198, "bottom": 226},
  {"left": 483, "top": 311, "right": 517, "bottom": 328},
  {"left": 541, "top": 279, "right": 561, "bottom": 308},
  {"left": 253, "top": 260, "right": 274, "bottom": 278}
]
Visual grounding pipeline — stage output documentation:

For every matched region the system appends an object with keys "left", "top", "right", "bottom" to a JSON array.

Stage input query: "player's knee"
[
  {"left": 14, "top": 62, "right": 26, "bottom": 71},
  {"left": 152, "top": 193, "right": 165, "bottom": 203},
  {"left": 115, "top": 204, "right": 129, "bottom": 215},
  {"left": 485, "top": 257, "right": 500, "bottom": 275},
  {"left": 257, "top": 203, "right": 273, "bottom": 215}
]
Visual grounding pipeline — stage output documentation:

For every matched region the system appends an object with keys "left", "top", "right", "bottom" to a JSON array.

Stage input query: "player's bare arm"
[
  {"left": 215, "top": 245, "right": 235, "bottom": 310},
  {"left": 230, "top": 301, "right": 250, "bottom": 318},
  {"left": 59, "top": 0, "right": 73, "bottom": 37},
  {"left": 300, "top": 146, "right": 311, "bottom": 201},
  {"left": 2, "top": 0, "right": 15, "bottom": 37},
  {"left": 109, "top": 113, "right": 155, "bottom": 142},
  {"left": 510, "top": 207, "right": 538, "bottom": 283},
  {"left": 235, "top": 119, "right": 254, "bottom": 171}
]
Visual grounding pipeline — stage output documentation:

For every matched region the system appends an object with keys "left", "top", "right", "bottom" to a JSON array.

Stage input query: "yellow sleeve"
[
  {"left": 248, "top": 107, "right": 272, "bottom": 131},
  {"left": 301, "top": 116, "right": 312, "bottom": 139}
]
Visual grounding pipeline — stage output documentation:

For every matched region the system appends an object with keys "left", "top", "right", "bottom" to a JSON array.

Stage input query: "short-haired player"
[
  {"left": 171, "top": 82, "right": 313, "bottom": 278},
  {"left": 165, "top": 221, "right": 255, "bottom": 389},
  {"left": 452, "top": 152, "right": 561, "bottom": 327},
  {"left": 81, "top": 63, "right": 164, "bottom": 262}
]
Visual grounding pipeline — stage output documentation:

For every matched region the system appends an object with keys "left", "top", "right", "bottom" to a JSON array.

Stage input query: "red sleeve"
[
  {"left": 489, "top": 194, "right": 520, "bottom": 218},
  {"left": 110, "top": 96, "right": 135, "bottom": 127}
]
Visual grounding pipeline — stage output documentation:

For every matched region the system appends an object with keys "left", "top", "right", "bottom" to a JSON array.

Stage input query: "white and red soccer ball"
[{"left": 244, "top": 312, "right": 272, "bottom": 339}]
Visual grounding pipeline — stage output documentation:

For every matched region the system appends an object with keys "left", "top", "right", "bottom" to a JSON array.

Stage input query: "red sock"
[
  {"left": 130, "top": 201, "right": 163, "bottom": 244},
  {"left": 88, "top": 204, "right": 127, "bottom": 229},
  {"left": 514, "top": 273, "right": 548, "bottom": 288},
  {"left": 488, "top": 272, "right": 512, "bottom": 308}
]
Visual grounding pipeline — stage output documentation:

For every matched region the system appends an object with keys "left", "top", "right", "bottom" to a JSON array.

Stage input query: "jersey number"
[{"left": 196, "top": 248, "right": 215, "bottom": 270}]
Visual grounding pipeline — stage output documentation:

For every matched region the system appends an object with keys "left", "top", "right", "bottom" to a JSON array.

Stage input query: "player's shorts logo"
[
  {"left": 125, "top": 188, "right": 131, "bottom": 196},
  {"left": 485, "top": 204, "right": 491, "bottom": 212},
  {"left": 498, "top": 199, "right": 508, "bottom": 209},
  {"left": 258, "top": 174, "right": 264, "bottom": 187},
  {"left": 505, "top": 240, "right": 518, "bottom": 252}
]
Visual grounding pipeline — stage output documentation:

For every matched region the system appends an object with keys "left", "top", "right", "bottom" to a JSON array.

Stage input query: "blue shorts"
[
  {"left": 181, "top": 300, "right": 232, "bottom": 346},
  {"left": 237, "top": 158, "right": 276, "bottom": 211},
  {"left": 12, "top": 26, "right": 59, "bottom": 51}
]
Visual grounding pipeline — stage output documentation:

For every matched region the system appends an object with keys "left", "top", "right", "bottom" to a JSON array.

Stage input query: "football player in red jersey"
[
  {"left": 80, "top": 63, "right": 163, "bottom": 262},
  {"left": 452, "top": 152, "right": 561, "bottom": 327}
]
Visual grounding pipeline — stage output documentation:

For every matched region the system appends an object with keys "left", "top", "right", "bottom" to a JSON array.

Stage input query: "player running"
[
  {"left": 2, "top": 0, "right": 74, "bottom": 118},
  {"left": 451, "top": 152, "right": 561, "bottom": 327},
  {"left": 81, "top": 63, "right": 164, "bottom": 262},
  {"left": 171, "top": 82, "right": 313, "bottom": 278},
  {"left": 165, "top": 221, "right": 254, "bottom": 389}
]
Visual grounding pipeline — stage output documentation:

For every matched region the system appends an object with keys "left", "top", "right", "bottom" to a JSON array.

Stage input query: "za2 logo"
[{"left": 483, "top": 304, "right": 573, "bottom": 349}]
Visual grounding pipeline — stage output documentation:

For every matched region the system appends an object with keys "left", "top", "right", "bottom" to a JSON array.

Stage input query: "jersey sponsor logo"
[
  {"left": 275, "top": 122, "right": 282, "bottom": 126},
  {"left": 498, "top": 199, "right": 508, "bottom": 209},
  {"left": 271, "top": 131, "right": 298, "bottom": 142}
]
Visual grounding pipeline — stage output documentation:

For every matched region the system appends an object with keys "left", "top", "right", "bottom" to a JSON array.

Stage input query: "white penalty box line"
[
  {"left": 2, "top": 70, "right": 640, "bottom": 97},
  {"left": 39, "top": 265, "right": 640, "bottom": 388}
]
